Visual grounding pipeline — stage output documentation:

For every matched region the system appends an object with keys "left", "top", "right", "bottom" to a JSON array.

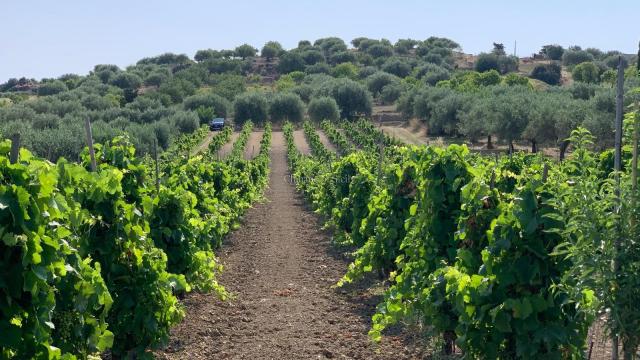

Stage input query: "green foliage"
[
  {"left": 234, "top": 92, "right": 268, "bottom": 126},
  {"left": 269, "top": 92, "right": 305, "bottom": 123},
  {"left": 572, "top": 62, "right": 601, "bottom": 83},
  {"left": 330, "top": 62, "right": 359, "bottom": 80},
  {"left": 366, "top": 72, "right": 399, "bottom": 96},
  {"left": 531, "top": 63, "right": 562, "bottom": 85},
  {"left": 171, "top": 111, "right": 200, "bottom": 133},
  {"left": 261, "top": 41, "right": 283, "bottom": 59},
  {"left": 183, "top": 92, "right": 230, "bottom": 118},
  {"left": 277, "top": 52, "right": 306, "bottom": 74},
  {"left": 234, "top": 44, "right": 257, "bottom": 59},
  {"left": 37, "top": 80, "right": 68, "bottom": 96},
  {"left": 229, "top": 121, "right": 254, "bottom": 159},
  {"left": 381, "top": 58, "right": 412, "bottom": 78},
  {"left": 308, "top": 96, "right": 340, "bottom": 122},
  {"left": 502, "top": 73, "right": 530, "bottom": 87},
  {"left": 320, "top": 120, "right": 354, "bottom": 155},
  {"left": 323, "top": 78, "right": 372, "bottom": 120},
  {"left": 563, "top": 49, "right": 595, "bottom": 66},
  {"left": 475, "top": 53, "right": 500, "bottom": 73}
]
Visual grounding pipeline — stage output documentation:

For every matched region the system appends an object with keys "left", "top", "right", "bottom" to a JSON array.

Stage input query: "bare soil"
[
  {"left": 316, "top": 130, "right": 338, "bottom": 153},
  {"left": 192, "top": 131, "right": 216, "bottom": 155},
  {"left": 292, "top": 130, "right": 311, "bottom": 155},
  {"left": 244, "top": 131, "right": 263, "bottom": 160},
  {"left": 218, "top": 132, "right": 240, "bottom": 158},
  {"left": 155, "top": 132, "right": 427, "bottom": 360}
]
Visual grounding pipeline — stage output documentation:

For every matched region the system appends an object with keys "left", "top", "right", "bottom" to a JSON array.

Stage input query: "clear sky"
[{"left": 2, "top": 0, "right": 638, "bottom": 82}]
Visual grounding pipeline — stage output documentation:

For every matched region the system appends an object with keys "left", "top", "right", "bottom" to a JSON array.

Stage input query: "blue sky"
[{"left": 2, "top": 0, "right": 638, "bottom": 82}]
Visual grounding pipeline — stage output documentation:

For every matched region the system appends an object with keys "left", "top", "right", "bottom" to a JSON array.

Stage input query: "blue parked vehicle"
[{"left": 209, "top": 118, "right": 225, "bottom": 131}]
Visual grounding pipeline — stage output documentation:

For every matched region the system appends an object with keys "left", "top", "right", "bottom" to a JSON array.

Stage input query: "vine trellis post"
[
  {"left": 611, "top": 55, "right": 624, "bottom": 360},
  {"left": 84, "top": 118, "right": 97, "bottom": 172}
]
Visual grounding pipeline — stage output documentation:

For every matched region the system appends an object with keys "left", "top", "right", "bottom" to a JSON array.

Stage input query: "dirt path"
[
  {"left": 192, "top": 131, "right": 215, "bottom": 155},
  {"left": 244, "top": 131, "right": 263, "bottom": 160},
  {"left": 218, "top": 132, "right": 240, "bottom": 158},
  {"left": 292, "top": 130, "right": 311, "bottom": 155},
  {"left": 380, "top": 126, "right": 427, "bottom": 146},
  {"left": 316, "top": 130, "right": 338, "bottom": 153},
  {"left": 156, "top": 132, "right": 426, "bottom": 360}
]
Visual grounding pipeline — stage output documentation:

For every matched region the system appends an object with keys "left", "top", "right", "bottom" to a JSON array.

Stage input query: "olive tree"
[
  {"left": 171, "top": 111, "right": 200, "bottom": 133},
  {"left": 183, "top": 93, "right": 230, "bottom": 118},
  {"left": 415, "top": 63, "right": 451, "bottom": 85},
  {"left": 475, "top": 53, "right": 500, "bottom": 73},
  {"left": 394, "top": 39, "right": 418, "bottom": 54},
  {"left": 382, "top": 58, "right": 412, "bottom": 78},
  {"left": 268, "top": 92, "right": 305, "bottom": 123},
  {"left": 261, "top": 45, "right": 278, "bottom": 60},
  {"left": 308, "top": 96, "right": 339, "bottom": 122},
  {"left": 324, "top": 78, "right": 372, "bottom": 120},
  {"left": 37, "top": 80, "right": 68, "bottom": 96},
  {"left": 234, "top": 91, "right": 268, "bottom": 125},
  {"left": 366, "top": 72, "right": 399, "bottom": 96},
  {"left": 562, "top": 49, "right": 595, "bottom": 66},
  {"left": 278, "top": 52, "right": 306, "bottom": 74},
  {"left": 540, "top": 44, "right": 564, "bottom": 60},
  {"left": 572, "top": 62, "right": 600, "bottom": 83},
  {"left": 490, "top": 88, "right": 535, "bottom": 151},
  {"left": 234, "top": 44, "right": 257, "bottom": 59}
]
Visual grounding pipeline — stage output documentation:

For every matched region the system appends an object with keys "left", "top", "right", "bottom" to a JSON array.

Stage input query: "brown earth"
[
  {"left": 154, "top": 132, "right": 428, "bottom": 360},
  {"left": 316, "top": 130, "right": 338, "bottom": 153},
  {"left": 192, "top": 131, "right": 216, "bottom": 155},
  {"left": 218, "top": 132, "right": 240, "bottom": 158},
  {"left": 244, "top": 131, "right": 264, "bottom": 160},
  {"left": 292, "top": 130, "right": 311, "bottom": 155}
]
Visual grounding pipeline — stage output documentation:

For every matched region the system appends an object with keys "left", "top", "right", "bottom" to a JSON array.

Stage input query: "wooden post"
[
  {"left": 84, "top": 118, "right": 97, "bottom": 172},
  {"left": 542, "top": 163, "right": 549, "bottom": 182},
  {"left": 611, "top": 56, "right": 625, "bottom": 360},
  {"left": 153, "top": 139, "right": 160, "bottom": 193},
  {"left": 377, "top": 141, "right": 384, "bottom": 186},
  {"left": 632, "top": 104, "right": 638, "bottom": 199},
  {"left": 9, "top": 133, "right": 20, "bottom": 164}
]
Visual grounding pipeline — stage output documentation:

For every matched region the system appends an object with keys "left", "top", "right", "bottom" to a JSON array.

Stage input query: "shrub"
[
  {"left": 503, "top": 73, "right": 530, "bottom": 86},
  {"left": 531, "top": 63, "right": 562, "bottom": 85},
  {"left": 308, "top": 96, "right": 340, "bottom": 122},
  {"left": 475, "top": 53, "right": 499, "bottom": 72},
  {"left": 331, "top": 62, "right": 359, "bottom": 79},
  {"left": 572, "top": 62, "right": 600, "bottom": 83}
]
